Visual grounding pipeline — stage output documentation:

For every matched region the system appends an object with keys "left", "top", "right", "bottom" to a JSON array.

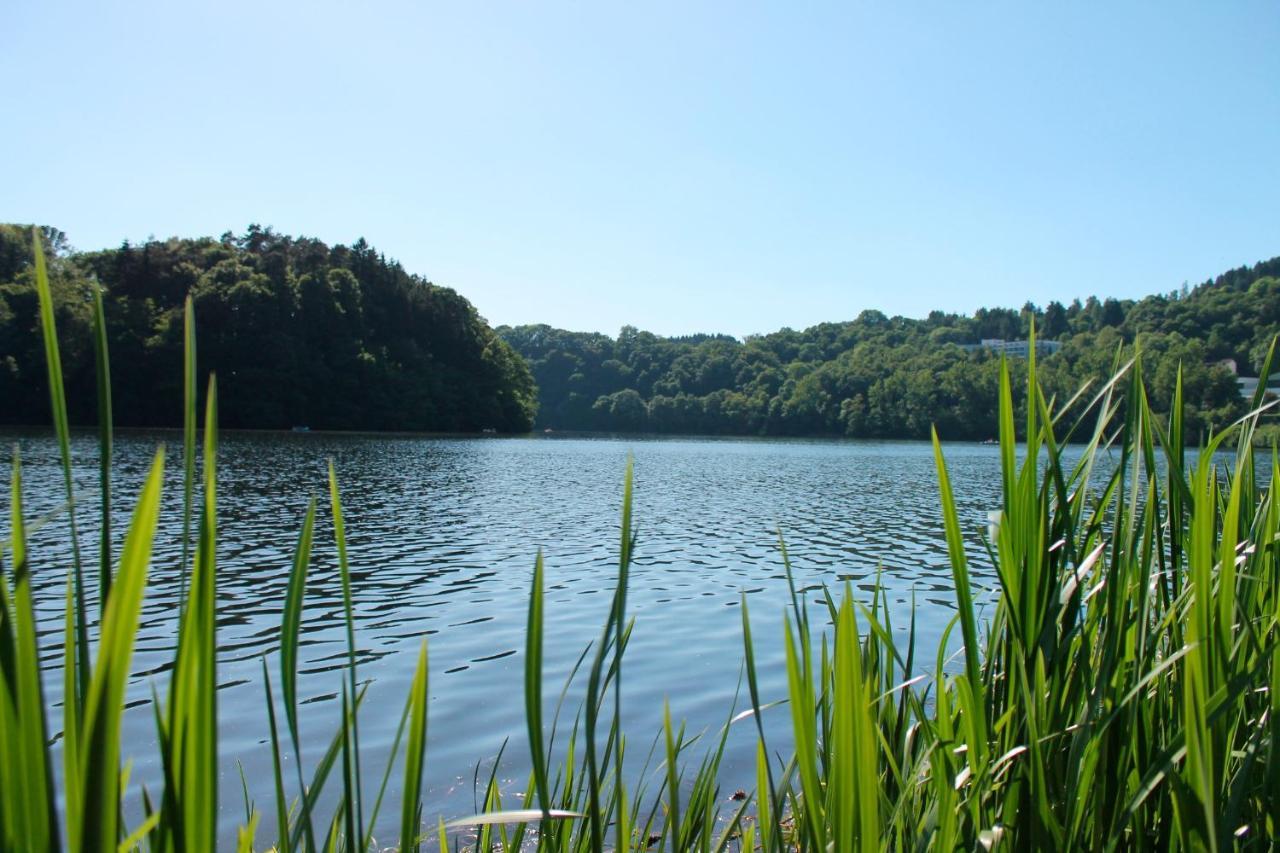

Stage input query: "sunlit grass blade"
[
  {"left": 401, "top": 639, "right": 430, "bottom": 852},
  {"left": 280, "top": 495, "right": 317, "bottom": 850},
  {"left": 525, "top": 550, "right": 550, "bottom": 820},
  {"left": 783, "top": 610, "right": 825, "bottom": 850},
  {"left": 165, "top": 375, "right": 220, "bottom": 851},
  {"left": 340, "top": 684, "right": 358, "bottom": 853},
  {"left": 997, "top": 355, "right": 1016, "bottom": 508},
  {"left": 583, "top": 455, "right": 636, "bottom": 851},
  {"left": 613, "top": 455, "right": 635, "bottom": 851},
  {"left": 930, "top": 426, "right": 985, "bottom": 721},
  {"left": 740, "top": 593, "right": 783, "bottom": 852},
  {"left": 1026, "top": 318, "right": 1037, "bottom": 448},
  {"left": 31, "top": 228, "right": 90, "bottom": 712},
  {"left": 662, "top": 699, "right": 682, "bottom": 847},
  {"left": 180, "top": 294, "right": 197, "bottom": 605},
  {"left": 77, "top": 448, "right": 165, "bottom": 851},
  {"left": 236, "top": 812, "right": 260, "bottom": 853},
  {"left": 61, "top": 571, "right": 81, "bottom": 846},
  {"left": 1, "top": 451, "right": 61, "bottom": 851},
  {"left": 328, "top": 459, "right": 365, "bottom": 841},
  {"left": 837, "top": 590, "right": 881, "bottom": 852},
  {"left": 91, "top": 285, "right": 113, "bottom": 610}
]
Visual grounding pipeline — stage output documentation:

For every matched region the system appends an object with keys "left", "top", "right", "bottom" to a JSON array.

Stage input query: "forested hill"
[
  {"left": 500, "top": 256, "right": 1280, "bottom": 440},
  {"left": 0, "top": 225, "right": 537, "bottom": 432}
]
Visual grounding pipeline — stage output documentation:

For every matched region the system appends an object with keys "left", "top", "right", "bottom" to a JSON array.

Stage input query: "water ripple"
[{"left": 5, "top": 429, "right": 1084, "bottom": 841}]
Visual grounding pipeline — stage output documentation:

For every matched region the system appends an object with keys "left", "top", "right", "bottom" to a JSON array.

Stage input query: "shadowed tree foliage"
[{"left": 0, "top": 224, "right": 537, "bottom": 432}]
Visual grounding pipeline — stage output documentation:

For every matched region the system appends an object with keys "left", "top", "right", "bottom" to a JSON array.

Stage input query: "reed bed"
[{"left": 2, "top": 229, "right": 1279, "bottom": 851}]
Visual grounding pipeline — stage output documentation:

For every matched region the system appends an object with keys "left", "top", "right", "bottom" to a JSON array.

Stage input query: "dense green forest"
[
  {"left": 500, "top": 257, "right": 1280, "bottom": 440},
  {"left": 3, "top": 222, "right": 1275, "bottom": 440},
  {"left": 0, "top": 225, "right": 537, "bottom": 432}
]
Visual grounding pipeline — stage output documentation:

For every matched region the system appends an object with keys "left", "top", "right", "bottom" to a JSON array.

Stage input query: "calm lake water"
[{"left": 8, "top": 429, "right": 1078, "bottom": 843}]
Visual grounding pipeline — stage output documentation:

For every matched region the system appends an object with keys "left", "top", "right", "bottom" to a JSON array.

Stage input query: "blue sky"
[{"left": 5, "top": 2, "right": 1278, "bottom": 338}]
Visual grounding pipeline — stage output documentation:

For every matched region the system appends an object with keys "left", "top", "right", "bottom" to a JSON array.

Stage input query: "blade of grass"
[
  {"left": 62, "top": 571, "right": 81, "bottom": 846},
  {"left": 280, "top": 495, "right": 317, "bottom": 851},
  {"left": 401, "top": 639, "right": 430, "bottom": 852},
  {"left": 180, "top": 295, "right": 197, "bottom": 607},
  {"left": 740, "top": 593, "right": 783, "bottom": 853},
  {"left": 2, "top": 451, "right": 61, "bottom": 850},
  {"left": 525, "top": 550, "right": 550, "bottom": 820},
  {"left": 31, "top": 228, "right": 90, "bottom": 713},
  {"left": 91, "top": 285, "right": 113, "bottom": 610},
  {"left": 328, "top": 459, "right": 365, "bottom": 842},
  {"left": 262, "top": 660, "right": 291, "bottom": 853},
  {"left": 77, "top": 449, "right": 165, "bottom": 851},
  {"left": 167, "top": 375, "right": 220, "bottom": 851},
  {"left": 362, "top": 682, "right": 413, "bottom": 852},
  {"left": 931, "top": 426, "right": 987, "bottom": 736}
]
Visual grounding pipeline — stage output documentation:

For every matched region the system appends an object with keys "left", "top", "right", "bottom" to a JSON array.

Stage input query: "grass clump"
[{"left": 2, "top": 227, "right": 1279, "bottom": 850}]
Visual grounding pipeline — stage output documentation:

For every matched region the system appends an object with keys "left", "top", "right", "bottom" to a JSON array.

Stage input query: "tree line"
[
  {"left": 4, "top": 222, "right": 1274, "bottom": 441},
  {"left": 500, "top": 257, "right": 1280, "bottom": 440},
  {"left": 0, "top": 224, "right": 537, "bottom": 432}
]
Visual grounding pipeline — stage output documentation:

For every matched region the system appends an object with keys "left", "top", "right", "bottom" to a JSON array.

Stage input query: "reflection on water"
[{"left": 8, "top": 429, "right": 1064, "bottom": 841}]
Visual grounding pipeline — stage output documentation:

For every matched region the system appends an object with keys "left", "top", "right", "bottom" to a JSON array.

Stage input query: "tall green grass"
[{"left": 2, "top": 227, "right": 1279, "bottom": 850}]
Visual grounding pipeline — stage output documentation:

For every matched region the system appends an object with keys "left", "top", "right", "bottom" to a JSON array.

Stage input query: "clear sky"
[{"left": 4, "top": 2, "right": 1278, "bottom": 338}]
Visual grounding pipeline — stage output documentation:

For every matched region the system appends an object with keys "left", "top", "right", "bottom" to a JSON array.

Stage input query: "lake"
[{"left": 9, "top": 429, "right": 1054, "bottom": 843}]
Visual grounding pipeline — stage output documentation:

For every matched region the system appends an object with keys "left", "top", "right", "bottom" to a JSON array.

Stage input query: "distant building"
[
  {"left": 960, "top": 338, "right": 1063, "bottom": 357},
  {"left": 1237, "top": 372, "right": 1280, "bottom": 401},
  {"left": 1213, "top": 359, "right": 1279, "bottom": 401}
]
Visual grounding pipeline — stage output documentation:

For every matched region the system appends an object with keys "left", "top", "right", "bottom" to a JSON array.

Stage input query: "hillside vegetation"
[
  {"left": 0, "top": 225, "right": 536, "bottom": 432},
  {"left": 501, "top": 257, "right": 1280, "bottom": 439},
  {"left": 4, "top": 223, "right": 1274, "bottom": 441}
]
